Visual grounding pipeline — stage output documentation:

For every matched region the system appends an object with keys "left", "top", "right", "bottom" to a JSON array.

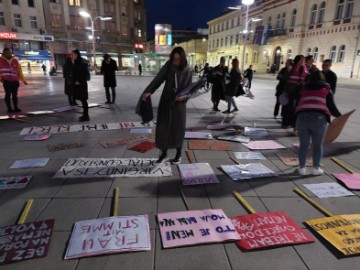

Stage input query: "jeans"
[
  {"left": 105, "top": 87, "right": 116, "bottom": 102},
  {"left": 3, "top": 81, "right": 20, "bottom": 110},
  {"left": 225, "top": 95, "right": 237, "bottom": 111},
  {"left": 296, "top": 111, "right": 328, "bottom": 168}
]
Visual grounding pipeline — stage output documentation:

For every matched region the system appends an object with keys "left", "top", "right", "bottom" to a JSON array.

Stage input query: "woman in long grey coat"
[{"left": 142, "top": 47, "right": 192, "bottom": 164}]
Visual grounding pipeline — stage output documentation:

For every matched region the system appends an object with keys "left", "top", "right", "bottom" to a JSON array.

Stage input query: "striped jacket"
[
  {"left": 288, "top": 64, "right": 308, "bottom": 85},
  {"left": 0, "top": 56, "right": 25, "bottom": 82}
]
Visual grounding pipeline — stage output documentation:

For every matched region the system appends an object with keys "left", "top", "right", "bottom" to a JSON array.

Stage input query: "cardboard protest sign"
[
  {"left": 277, "top": 152, "right": 312, "bottom": 166},
  {"left": 64, "top": 215, "right": 151, "bottom": 259},
  {"left": 47, "top": 142, "right": 82, "bottom": 152},
  {"left": 188, "top": 140, "right": 230, "bottom": 151},
  {"left": 128, "top": 141, "right": 156, "bottom": 153},
  {"left": 178, "top": 163, "right": 220, "bottom": 185},
  {"left": 9, "top": 158, "right": 50, "bottom": 169},
  {"left": 0, "top": 176, "right": 32, "bottom": 190},
  {"left": 323, "top": 110, "right": 355, "bottom": 145},
  {"left": 185, "top": 132, "right": 213, "bottom": 140},
  {"left": 217, "top": 135, "right": 250, "bottom": 143},
  {"left": 234, "top": 152, "right": 266, "bottom": 160},
  {"left": 19, "top": 122, "right": 155, "bottom": 136},
  {"left": 303, "top": 183, "right": 355, "bottom": 198},
  {"left": 157, "top": 209, "right": 240, "bottom": 248},
  {"left": 130, "top": 128, "right": 153, "bottom": 134},
  {"left": 305, "top": 214, "right": 360, "bottom": 256},
  {"left": 230, "top": 212, "right": 314, "bottom": 250},
  {"left": 99, "top": 135, "right": 147, "bottom": 149},
  {"left": 242, "top": 140, "right": 286, "bottom": 150},
  {"left": 21, "top": 134, "right": 50, "bottom": 141},
  {"left": 0, "top": 219, "right": 55, "bottom": 265},
  {"left": 333, "top": 173, "right": 360, "bottom": 190},
  {"left": 53, "top": 158, "right": 172, "bottom": 178},
  {"left": 244, "top": 127, "right": 269, "bottom": 138},
  {"left": 221, "top": 163, "right": 277, "bottom": 181},
  {"left": 207, "top": 124, "right": 235, "bottom": 131}
]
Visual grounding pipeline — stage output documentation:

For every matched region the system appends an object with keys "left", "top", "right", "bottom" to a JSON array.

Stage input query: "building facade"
[
  {"left": 207, "top": 0, "right": 360, "bottom": 78},
  {"left": 178, "top": 38, "right": 208, "bottom": 70}
]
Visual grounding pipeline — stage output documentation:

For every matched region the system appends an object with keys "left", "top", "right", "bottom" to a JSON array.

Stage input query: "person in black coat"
[
  {"left": 211, "top": 57, "right": 228, "bottom": 111},
  {"left": 274, "top": 59, "right": 292, "bottom": 117},
  {"left": 101, "top": 54, "right": 117, "bottom": 104},
  {"left": 244, "top": 65, "right": 254, "bottom": 89},
  {"left": 322, "top": 59, "right": 337, "bottom": 94},
  {"left": 62, "top": 53, "right": 77, "bottom": 106},
  {"left": 223, "top": 58, "right": 241, "bottom": 114},
  {"left": 71, "top": 49, "right": 90, "bottom": 122}
]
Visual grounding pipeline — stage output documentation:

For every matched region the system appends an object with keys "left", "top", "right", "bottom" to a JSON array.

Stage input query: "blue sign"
[
  {"left": 13, "top": 50, "right": 53, "bottom": 61},
  {"left": 167, "top": 34, "right": 172, "bottom": 46}
]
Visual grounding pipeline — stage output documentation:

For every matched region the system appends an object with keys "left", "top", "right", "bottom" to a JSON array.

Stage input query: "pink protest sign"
[
  {"left": 157, "top": 209, "right": 240, "bottom": 248},
  {"left": 230, "top": 212, "right": 314, "bottom": 251},
  {"left": 333, "top": 173, "right": 360, "bottom": 190},
  {"left": 178, "top": 163, "right": 220, "bottom": 186},
  {"left": 242, "top": 140, "right": 286, "bottom": 150},
  {"left": 65, "top": 215, "right": 151, "bottom": 259}
]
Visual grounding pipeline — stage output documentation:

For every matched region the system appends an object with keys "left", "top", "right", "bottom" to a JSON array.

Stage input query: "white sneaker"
[
  {"left": 297, "top": 167, "right": 306, "bottom": 175},
  {"left": 312, "top": 167, "right": 324, "bottom": 176}
]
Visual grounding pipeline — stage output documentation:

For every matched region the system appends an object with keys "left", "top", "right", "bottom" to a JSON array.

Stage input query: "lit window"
[
  {"left": 318, "top": 2, "right": 326, "bottom": 23},
  {"left": 291, "top": 9, "right": 297, "bottom": 27},
  {"left": 344, "top": 0, "right": 354, "bottom": 18},
  {"left": 338, "top": 45, "right": 345, "bottom": 62},
  {"left": 329, "top": 46, "right": 336, "bottom": 61},
  {"left": 69, "top": 0, "right": 81, "bottom": 6},
  {"left": 335, "top": 0, "right": 344, "bottom": 20},
  {"left": 137, "top": 29, "right": 142, "bottom": 37},
  {"left": 310, "top": 4, "right": 317, "bottom": 24},
  {"left": 30, "top": 16, "right": 37, "bottom": 29}
]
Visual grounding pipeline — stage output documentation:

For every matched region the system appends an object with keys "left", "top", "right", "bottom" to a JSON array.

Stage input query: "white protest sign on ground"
[
  {"left": 9, "top": 158, "right": 50, "bottom": 169},
  {"left": 53, "top": 158, "right": 172, "bottom": 178},
  {"left": 217, "top": 135, "right": 250, "bottom": 143},
  {"left": 157, "top": 209, "right": 240, "bottom": 248},
  {"left": 178, "top": 163, "right": 220, "bottom": 185},
  {"left": 185, "top": 132, "right": 213, "bottom": 140},
  {"left": 0, "top": 176, "right": 32, "bottom": 190},
  {"left": 21, "top": 134, "right": 51, "bottom": 141},
  {"left": 332, "top": 173, "right": 360, "bottom": 190},
  {"left": 234, "top": 152, "right": 267, "bottom": 160},
  {"left": 303, "top": 183, "right": 355, "bottom": 198},
  {"left": 242, "top": 140, "right": 286, "bottom": 150},
  {"left": 19, "top": 122, "right": 155, "bottom": 136},
  {"left": 244, "top": 127, "right": 269, "bottom": 138},
  {"left": 130, "top": 128, "right": 153, "bottom": 134},
  {"left": 221, "top": 163, "right": 278, "bottom": 181},
  {"left": 64, "top": 215, "right": 151, "bottom": 259}
]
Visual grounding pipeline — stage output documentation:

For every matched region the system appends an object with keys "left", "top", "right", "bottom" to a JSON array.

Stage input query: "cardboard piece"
[
  {"left": 323, "top": 110, "right": 355, "bottom": 145},
  {"left": 64, "top": 215, "right": 151, "bottom": 259},
  {"left": 230, "top": 212, "right": 314, "bottom": 250},
  {"left": 0, "top": 219, "right": 55, "bottom": 265},
  {"left": 99, "top": 135, "right": 147, "bottom": 149},
  {"left": 21, "top": 134, "right": 51, "bottom": 141},
  {"left": 234, "top": 152, "right": 266, "bottom": 160},
  {"left": 47, "top": 142, "right": 82, "bottom": 152},
  {"left": 242, "top": 140, "right": 286, "bottom": 150},
  {"left": 303, "top": 183, "right": 355, "bottom": 198},
  {"left": 19, "top": 122, "right": 155, "bottom": 136},
  {"left": 128, "top": 141, "right": 156, "bottom": 153},
  {"left": 53, "top": 158, "right": 172, "bottom": 178},
  {"left": 188, "top": 140, "right": 230, "bottom": 151},
  {"left": 305, "top": 214, "right": 360, "bottom": 256},
  {"left": 244, "top": 127, "right": 269, "bottom": 138},
  {"left": 207, "top": 124, "right": 235, "bottom": 131},
  {"left": 185, "top": 132, "right": 213, "bottom": 140},
  {"left": 332, "top": 173, "right": 360, "bottom": 190},
  {"left": 9, "top": 158, "right": 50, "bottom": 169},
  {"left": 0, "top": 176, "right": 32, "bottom": 190},
  {"left": 277, "top": 152, "right": 312, "bottom": 166},
  {"left": 130, "top": 128, "right": 153, "bottom": 134},
  {"left": 178, "top": 163, "right": 220, "bottom": 185},
  {"left": 217, "top": 135, "right": 250, "bottom": 143},
  {"left": 157, "top": 209, "right": 240, "bottom": 248},
  {"left": 221, "top": 163, "right": 278, "bottom": 181}
]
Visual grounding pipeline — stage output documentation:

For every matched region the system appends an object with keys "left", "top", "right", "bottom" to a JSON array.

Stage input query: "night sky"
[{"left": 145, "top": 0, "right": 239, "bottom": 39}]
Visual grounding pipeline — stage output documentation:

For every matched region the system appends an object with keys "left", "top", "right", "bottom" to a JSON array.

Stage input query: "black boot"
[
  {"left": 171, "top": 149, "right": 182, "bottom": 164},
  {"left": 155, "top": 150, "right": 167, "bottom": 164}
]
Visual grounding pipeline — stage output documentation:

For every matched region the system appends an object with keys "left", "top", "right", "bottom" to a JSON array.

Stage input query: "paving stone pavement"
[{"left": 0, "top": 74, "right": 360, "bottom": 270}]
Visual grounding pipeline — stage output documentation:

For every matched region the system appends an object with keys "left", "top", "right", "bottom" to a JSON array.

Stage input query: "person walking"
[
  {"left": 41, "top": 63, "right": 47, "bottom": 75},
  {"left": 71, "top": 49, "right": 90, "bottom": 122},
  {"left": 274, "top": 59, "right": 292, "bottom": 118},
  {"left": 27, "top": 62, "right": 31, "bottom": 74},
  {"left": 322, "top": 59, "right": 337, "bottom": 94},
  {"left": 211, "top": 57, "right": 228, "bottom": 111},
  {"left": 243, "top": 64, "right": 253, "bottom": 90},
  {"left": 281, "top": 55, "right": 308, "bottom": 128},
  {"left": 295, "top": 70, "right": 341, "bottom": 176},
  {"left": 138, "top": 63, "right": 142, "bottom": 76},
  {"left": 101, "top": 54, "right": 117, "bottom": 104},
  {"left": 223, "top": 58, "right": 241, "bottom": 114},
  {"left": 141, "top": 47, "right": 192, "bottom": 164},
  {"left": 63, "top": 53, "right": 77, "bottom": 106},
  {"left": 0, "top": 48, "right": 28, "bottom": 113}
]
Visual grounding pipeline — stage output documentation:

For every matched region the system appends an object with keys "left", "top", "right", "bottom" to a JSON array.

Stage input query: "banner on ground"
[
  {"left": 185, "top": 132, "right": 213, "bottom": 140},
  {"left": 99, "top": 135, "right": 148, "bottom": 149},
  {"left": 234, "top": 152, "right": 266, "bottom": 160},
  {"left": 0, "top": 219, "right": 55, "bottom": 265},
  {"left": 0, "top": 176, "right": 32, "bottom": 190},
  {"left": 9, "top": 158, "right": 50, "bottom": 169},
  {"left": 157, "top": 209, "right": 240, "bottom": 248},
  {"left": 221, "top": 163, "right": 277, "bottom": 181},
  {"left": 53, "top": 158, "right": 172, "bottom": 178},
  {"left": 178, "top": 163, "right": 220, "bottom": 185},
  {"left": 130, "top": 128, "right": 153, "bottom": 134},
  {"left": 303, "top": 183, "right": 355, "bottom": 198},
  {"left": 305, "top": 214, "right": 360, "bottom": 256},
  {"left": 217, "top": 135, "right": 250, "bottom": 143},
  {"left": 244, "top": 127, "right": 269, "bottom": 138},
  {"left": 188, "top": 140, "right": 230, "bottom": 151},
  {"left": 19, "top": 122, "right": 155, "bottom": 136},
  {"left": 242, "top": 140, "right": 286, "bottom": 150},
  {"left": 64, "top": 215, "right": 151, "bottom": 259},
  {"left": 230, "top": 212, "right": 314, "bottom": 250},
  {"left": 333, "top": 173, "right": 360, "bottom": 190}
]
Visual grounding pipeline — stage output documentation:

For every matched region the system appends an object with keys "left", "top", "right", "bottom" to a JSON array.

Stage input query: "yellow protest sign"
[{"left": 305, "top": 214, "right": 360, "bottom": 256}]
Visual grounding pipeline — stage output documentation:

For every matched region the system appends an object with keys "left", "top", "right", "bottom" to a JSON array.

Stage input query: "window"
[
  {"left": 313, "top": 47, "right": 319, "bottom": 61},
  {"left": 226, "top": 21, "right": 228, "bottom": 30},
  {"left": 225, "top": 37, "right": 228, "bottom": 46},
  {"left": 335, "top": 0, "right": 344, "bottom": 19},
  {"left": 28, "top": 0, "right": 34, "bottom": 7},
  {"left": 267, "top": 16, "right": 272, "bottom": 26},
  {"left": 12, "top": 0, "right": 18, "bottom": 5},
  {"left": 287, "top": 49, "right": 292, "bottom": 59},
  {"left": 69, "top": 0, "right": 81, "bottom": 6},
  {"left": 281, "top": 13, "right": 286, "bottom": 28},
  {"left": 235, "top": 34, "right": 239, "bottom": 44},
  {"left": 329, "top": 46, "right": 336, "bottom": 61},
  {"left": 217, "top": 24, "right": 220, "bottom": 32},
  {"left": 221, "top": 38, "right": 223, "bottom": 47},
  {"left": 121, "top": 25, "right": 128, "bottom": 36},
  {"left": 230, "top": 36, "right": 233, "bottom": 46},
  {"left": 104, "top": 0, "right": 115, "bottom": 13},
  {"left": 318, "top": 2, "right": 326, "bottom": 23},
  {"left": 0, "top": 12, "right": 4, "bottom": 26},
  {"left": 30, "top": 16, "right": 37, "bottom": 29},
  {"left": 13, "top": 14, "right": 22, "bottom": 27},
  {"left": 216, "top": 39, "right": 219, "bottom": 48},
  {"left": 245, "top": 53, "right": 248, "bottom": 64},
  {"left": 212, "top": 39, "right": 215, "bottom": 48},
  {"left": 291, "top": 9, "right": 297, "bottom": 27},
  {"left": 345, "top": 0, "right": 354, "bottom": 18},
  {"left": 338, "top": 45, "right": 345, "bottom": 62},
  {"left": 51, "top": 13, "right": 61, "bottom": 27},
  {"left": 276, "top": 14, "right": 281, "bottom": 29},
  {"left": 310, "top": 4, "right": 317, "bottom": 24},
  {"left": 137, "top": 29, "right": 142, "bottom": 37},
  {"left": 306, "top": 48, "right": 312, "bottom": 56}
]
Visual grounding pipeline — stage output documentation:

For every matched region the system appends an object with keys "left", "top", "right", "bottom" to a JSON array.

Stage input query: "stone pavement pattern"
[{"left": 0, "top": 75, "right": 360, "bottom": 270}]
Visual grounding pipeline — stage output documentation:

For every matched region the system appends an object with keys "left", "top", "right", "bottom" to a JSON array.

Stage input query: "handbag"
[
  {"left": 235, "top": 85, "right": 246, "bottom": 97},
  {"left": 279, "top": 92, "right": 289, "bottom": 106}
]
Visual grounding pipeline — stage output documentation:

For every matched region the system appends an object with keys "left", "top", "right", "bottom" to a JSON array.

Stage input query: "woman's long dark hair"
[
  {"left": 72, "top": 49, "right": 82, "bottom": 63},
  {"left": 293, "top": 54, "right": 304, "bottom": 66},
  {"left": 169, "top": 47, "right": 188, "bottom": 70}
]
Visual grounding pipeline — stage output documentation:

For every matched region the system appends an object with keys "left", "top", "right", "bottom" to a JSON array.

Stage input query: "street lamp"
[{"left": 79, "top": 11, "right": 112, "bottom": 67}]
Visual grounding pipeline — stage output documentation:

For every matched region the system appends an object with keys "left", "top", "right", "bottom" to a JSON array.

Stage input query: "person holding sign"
[
  {"left": 141, "top": 47, "right": 192, "bottom": 164},
  {"left": 295, "top": 70, "right": 341, "bottom": 175}
]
